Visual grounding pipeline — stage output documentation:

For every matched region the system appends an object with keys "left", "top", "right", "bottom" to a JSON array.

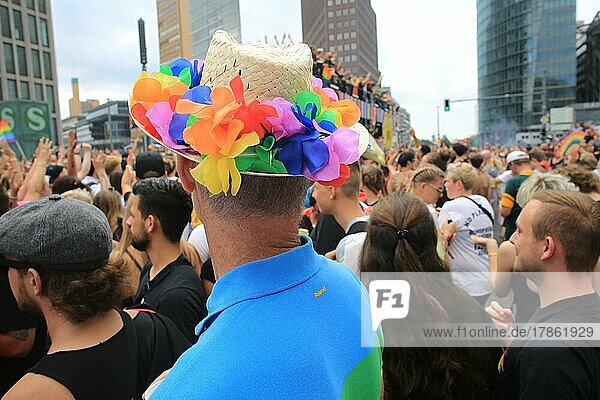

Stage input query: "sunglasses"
[{"left": 428, "top": 184, "right": 444, "bottom": 193}]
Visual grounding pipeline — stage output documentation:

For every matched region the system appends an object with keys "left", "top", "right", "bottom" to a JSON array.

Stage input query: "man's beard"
[
  {"left": 131, "top": 230, "right": 150, "bottom": 252},
  {"left": 15, "top": 276, "right": 40, "bottom": 316}
]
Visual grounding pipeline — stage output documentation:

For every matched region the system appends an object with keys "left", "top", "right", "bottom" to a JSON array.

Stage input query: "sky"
[{"left": 51, "top": 0, "right": 599, "bottom": 140}]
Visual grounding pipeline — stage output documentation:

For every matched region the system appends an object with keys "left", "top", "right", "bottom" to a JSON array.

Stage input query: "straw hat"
[
  {"left": 201, "top": 30, "right": 312, "bottom": 104},
  {"left": 129, "top": 30, "right": 369, "bottom": 195}
]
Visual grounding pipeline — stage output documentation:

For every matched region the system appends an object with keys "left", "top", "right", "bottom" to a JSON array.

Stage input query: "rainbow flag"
[
  {"left": 322, "top": 64, "right": 334, "bottom": 81},
  {"left": 0, "top": 118, "right": 15, "bottom": 143},
  {"left": 555, "top": 130, "right": 584, "bottom": 158}
]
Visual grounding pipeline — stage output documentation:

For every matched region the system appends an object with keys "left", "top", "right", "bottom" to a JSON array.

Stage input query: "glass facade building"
[{"left": 477, "top": 0, "right": 576, "bottom": 144}]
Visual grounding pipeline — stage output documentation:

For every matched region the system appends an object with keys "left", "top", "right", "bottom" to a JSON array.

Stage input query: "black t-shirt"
[
  {"left": 310, "top": 214, "right": 345, "bottom": 255},
  {"left": 0, "top": 272, "right": 48, "bottom": 396},
  {"left": 134, "top": 255, "right": 207, "bottom": 343},
  {"left": 495, "top": 294, "right": 600, "bottom": 399}
]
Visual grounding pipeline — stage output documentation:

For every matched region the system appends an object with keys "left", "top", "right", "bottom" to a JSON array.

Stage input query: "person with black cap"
[{"left": 0, "top": 196, "right": 190, "bottom": 400}]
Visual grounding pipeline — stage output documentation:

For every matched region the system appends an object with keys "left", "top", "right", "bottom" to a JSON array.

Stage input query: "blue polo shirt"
[{"left": 149, "top": 237, "right": 382, "bottom": 399}]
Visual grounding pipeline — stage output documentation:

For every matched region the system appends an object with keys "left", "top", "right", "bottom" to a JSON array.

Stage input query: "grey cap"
[{"left": 0, "top": 195, "right": 112, "bottom": 271}]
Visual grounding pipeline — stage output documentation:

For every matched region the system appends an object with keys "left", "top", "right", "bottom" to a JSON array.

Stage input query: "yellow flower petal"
[
  {"left": 190, "top": 157, "right": 222, "bottom": 195},
  {"left": 151, "top": 72, "right": 181, "bottom": 88},
  {"left": 229, "top": 159, "right": 242, "bottom": 196},
  {"left": 229, "top": 132, "right": 260, "bottom": 158},
  {"left": 216, "top": 156, "right": 230, "bottom": 194}
]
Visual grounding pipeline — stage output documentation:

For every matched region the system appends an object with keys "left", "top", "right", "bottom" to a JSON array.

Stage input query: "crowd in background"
[{"left": 0, "top": 122, "right": 599, "bottom": 399}]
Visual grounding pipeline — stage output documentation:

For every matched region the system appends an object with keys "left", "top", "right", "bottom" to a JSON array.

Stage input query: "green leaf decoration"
[
  {"left": 186, "top": 115, "right": 201, "bottom": 128},
  {"left": 159, "top": 64, "right": 173, "bottom": 75},
  {"left": 295, "top": 91, "right": 322, "bottom": 117},
  {"left": 179, "top": 67, "right": 192, "bottom": 87},
  {"left": 316, "top": 109, "right": 338, "bottom": 125},
  {"left": 235, "top": 135, "right": 288, "bottom": 174}
]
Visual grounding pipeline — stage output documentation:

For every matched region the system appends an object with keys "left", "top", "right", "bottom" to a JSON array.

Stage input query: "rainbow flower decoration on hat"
[{"left": 129, "top": 30, "right": 369, "bottom": 195}]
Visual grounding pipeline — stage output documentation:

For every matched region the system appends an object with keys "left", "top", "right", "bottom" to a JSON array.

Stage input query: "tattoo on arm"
[{"left": 8, "top": 329, "right": 30, "bottom": 341}]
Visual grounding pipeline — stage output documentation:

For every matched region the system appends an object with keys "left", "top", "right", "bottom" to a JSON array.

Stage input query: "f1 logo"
[{"left": 369, "top": 280, "right": 411, "bottom": 331}]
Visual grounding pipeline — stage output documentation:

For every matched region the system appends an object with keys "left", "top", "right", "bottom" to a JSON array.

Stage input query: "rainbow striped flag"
[
  {"left": 322, "top": 64, "right": 334, "bottom": 81},
  {"left": 0, "top": 118, "right": 15, "bottom": 143}
]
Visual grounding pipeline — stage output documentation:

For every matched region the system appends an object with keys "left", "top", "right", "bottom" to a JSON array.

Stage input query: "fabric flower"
[
  {"left": 229, "top": 76, "right": 278, "bottom": 138},
  {"left": 264, "top": 98, "right": 305, "bottom": 140},
  {"left": 189, "top": 119, "right": 260, "bottom": 195},
  {"left": 179, "top": 86, "right": 241, "bottom": 155},
  {"left": 302, "top": 127, "right": 360, "bottom": 182},
  {"left": 236, "top": 135, "right": 287, "bottom": 174}
]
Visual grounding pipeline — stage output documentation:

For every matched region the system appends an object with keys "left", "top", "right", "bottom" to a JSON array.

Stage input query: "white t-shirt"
[
  {"left": 336, "top": 215, "right": 369, "bottom": 276},
  {"left": 427, "top": 204, "right": 439, "bottom": 228},
  {"left": 438, "top": 195, "right": 494, "bottom": 297},
  {"left": 81, "top": 176, "right": 101, "bottom": 197},
  {"left": 187, "top": 224, "right": 210, "bottom": 262}
]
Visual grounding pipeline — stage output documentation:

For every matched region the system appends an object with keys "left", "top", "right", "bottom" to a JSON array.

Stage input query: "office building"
[
  {"left": 477, "top": 0, "right": 577, "bottom": 144},
  {"left": 301, "top": 0, "right": 379, "bottom": 77},
  {"left": 156, "top": 0, "right": 241, "bottom": 64},
  {"left": 68, "top": 77, "right": 99, "bottom": 117},
  {"left": 62, "top": 100, "right": 132, "bottom": 150},
  {"left": 0, "top": 0, "right": 61, "bottom": 144},
  {"left": 577, "top": 11, "right": 600, "bottom": 103}
]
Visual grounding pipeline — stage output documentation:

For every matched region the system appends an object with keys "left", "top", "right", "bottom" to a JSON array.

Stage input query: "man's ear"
[
  {"left": 27, "top": 268, "right": 43, "bottom": 296},
  {"left": 176, "top": 155, "right": 197, "bottom": 193},
  {"left": 540, "top": 236, "right": 556, "bottom": 261},
  {"left": 329, "top": 186, "right": 337, "bottom": 200}
]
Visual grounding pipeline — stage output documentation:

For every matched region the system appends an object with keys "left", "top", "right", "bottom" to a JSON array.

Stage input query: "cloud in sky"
[{"left": 51, "top": 0, "right": 599, "bottom": 140}]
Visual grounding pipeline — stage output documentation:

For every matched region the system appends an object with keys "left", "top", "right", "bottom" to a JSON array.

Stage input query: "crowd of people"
[{"left": 1, "top": 29, "right": 600, "bottom": 400}]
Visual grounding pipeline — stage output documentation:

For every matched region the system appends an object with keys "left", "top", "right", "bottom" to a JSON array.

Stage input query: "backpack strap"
[
  {"left": 346, "top": 220, "right": 368, "bottom": 235},
  {"left": 461, "top": 196, "right": 494, "bottom": 224},
  {"left": 119, "top": 309, "right": 139, "bottom": 400}
]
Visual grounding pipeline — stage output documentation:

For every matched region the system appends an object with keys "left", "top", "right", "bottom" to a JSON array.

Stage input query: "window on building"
[
  {"left": 350, "top": 19, "right": 356, "bottom": 26},
  {"left": 342, "top": 0, "right": 348, "bottom": 3},
  {"left": 1, "top": 6, "right": 11, "bottom": 38},
  {"left": 7, "top": 80, "right": 17, "bottom": 99},
  {"left": 17, "top": 46, "right": 27, "bottom": 75},
  {"left": 328, "top": 23, "right": 333, "bottom": 29},
  {"left": 28, "top": 14, "right": 37, "bottom": 44},
  {"left": 350, "top": 7, "right": 355, "bottom": 14},
  {"left": 351, "top": 54, "right": 357, "bottom": 61},
  {"left": 26, "top": 0, "right": 35, "bottom": 9},
  {"left": 34, "top": 83, "right": 43, "bottom": 101},
  {"left": 327, "top": 0, "right": 333, "bottom": 5},
  {"left": 42, "top": 51, "right": 52, "bottom": 79},
  {"left": 338, "top": 44, "right": 343, "bottom": 51},
  {"left": 20, "top": 81, "right": 29, "bottom": 99},
  {"left": 13, "top": 10, "right": 23, "bottom": 40},
  {"left": 337, "top": 33, "right": 342, "bottom": 40},
  {"left": 343, "top": 32, "right": 349, "bottom": 39},
  {"left": 38, "top": 0, "right": 46, "bottom": 14},
  {"left": 3, "top": 43, "right": 15, "bottom": 74},
  {"left": 336, "top": 10, "right": 341, "bottom": 16},
  {"left": 342, "top": 9, "right": 348, "bottom": 16},
  {"left": 343, "top": 20, "right": 349, "bottom": 27},
  {"left": 12, "top": 0, "right": 21, "bottom": 5},
  {"left": 327, "top": 11, "right": 333, "bottom": 18},
  {"left": 45, "top": 84, "right": 54, "bottom": 112},
  {"left": 351, "top": 43, "right": 357, "bottom": 50},
  {"left": 32, "top": 49, "right": 41, "bottom": 77},
  {"left": 40, "top": 18, "right": 48, "bottom": 46},
  {"left": 344, "top": 44, "right": 349, "bottom": 51},
  {"left": 335, "top": 0, "right": 341, "bottom": 4},
  {"left": 328, "top": 34, "right": 334, "bottom": 41},
  {"left": 336, "top": 21, "right": 342, "bottom": 28},
  {"left": 350, "top": 31, "right": 356, "bottom": 38}
]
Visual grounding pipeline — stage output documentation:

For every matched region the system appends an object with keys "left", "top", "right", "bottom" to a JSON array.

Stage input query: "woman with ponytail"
[{"left": 361, "top": 191, "right": 498, "bottom": 399}]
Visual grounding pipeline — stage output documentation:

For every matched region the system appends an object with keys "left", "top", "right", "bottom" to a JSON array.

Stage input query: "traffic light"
[{"left": 444, "top": 99, "right": 450, "bottom": 112}]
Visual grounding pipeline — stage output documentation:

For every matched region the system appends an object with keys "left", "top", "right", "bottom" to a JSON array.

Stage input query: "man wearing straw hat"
[{"left": 130, "top": 30, "right": 382, "bottom": 399}]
